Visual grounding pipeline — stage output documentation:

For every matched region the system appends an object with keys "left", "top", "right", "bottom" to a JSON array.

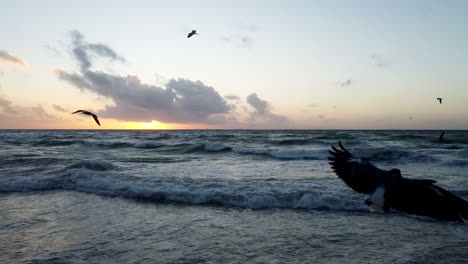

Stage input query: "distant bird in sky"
[
  {"left": 187, "top": 30, "right": 198, "bottom": 38},
  {"left": 437, "top": 97, "right": 443, "bottom": 104},
  {"left": 72, "top": 110, "right": 101, "bottom": 126},
  {"left": 439, "top": 131, "right": 446, "bottom": 142}
]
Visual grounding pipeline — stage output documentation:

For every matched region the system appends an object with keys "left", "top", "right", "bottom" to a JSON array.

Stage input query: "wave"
[
  {"left": 183, "top": 143, "right": 232, "bottom": 153},
  {"left": 232, "top": 147, "right": 328, "bottom": 160},
  {"left": 119, "top": 157, "right": 189, "bottom": 163},
  {"left": 269, "top": 138, "right": 318, "bottom": 146},
  {"left": 390, "top": 134, "right": 430, "bottom": 140},
  {"left": 134, "top": 142, "right": 165, "bottom": 149},
  {"left": 1, "top": 157, "right": 66, "bottom": 167},
  {"left": 0, "top": 167, "right": 366, "bottom": 212},
  {"left": 143, "top": 133, "right": 172, "bottom": 140},
  {"left": 354, "top": 147, "right": 437, "bottom": 163},
  {"left": 443, "top": 159, "right": 468, "bottom": 167},
  {"left": 32, "top": 139, "right": 82, "bottom": 147},
  {"left": 64, "top": 160, "right": 119, "bottom": 171},
  {"left": 174, "top": 143, "right": 324, "bottom": 159},
  {"left": 457, "top": 149, "right": 468, "bottom": 159},
  {"left": 28, "top": 139, "right": 166, "bottom": 150},
  {"left": 87, "top": 140, "right": 135, "bottom": 148}
]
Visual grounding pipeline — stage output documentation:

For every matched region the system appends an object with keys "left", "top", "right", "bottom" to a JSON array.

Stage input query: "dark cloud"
[
  {"left": 370, "top": 53, "right": 391, "bottom": 68},
  {"left": 70, "top": 30, "right": 125, "bottom": 71},
  {"left": 247, "top": 93, "right": 268, "bottom": 115},
  {"left": 224, "top": 95, "right": 241, "bottom": 110},
  {"left": 0, "top": 50, "right": 27, "bottom": 67},
  {"left": 246, "top": 93, "right": 288, "bottom": 123},
  {"left": 59, "top": 69, "right": 233, "bottom": 123},
  {"left": 57, "top": 31, "right": 233, "bottom": 124},
  {"left": 337, "top": 79, "right": 352, "bottom": 87}
]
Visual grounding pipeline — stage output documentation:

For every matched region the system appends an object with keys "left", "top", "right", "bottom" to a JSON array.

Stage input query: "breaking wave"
[{"left": 0, "top": 165, "right": 366, "bottom": 212}]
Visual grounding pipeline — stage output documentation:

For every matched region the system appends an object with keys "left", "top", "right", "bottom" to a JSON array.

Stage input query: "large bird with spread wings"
[
  {"left": 328, "top": 141, "right": 468, "bottom": 221},
  {"left": 72, "top": 110, "right": 101, "bottom": 126}
]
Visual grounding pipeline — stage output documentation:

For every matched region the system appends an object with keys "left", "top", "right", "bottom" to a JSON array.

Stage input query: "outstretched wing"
[
  {"left": 328, "top": 141, "right": 388, "bottom": 194},
  {"left": 386, "top": 178, "right": 468, "bottom": 221},
  {"left": 91, "top": 114, "right": 101, "bottom": 126}
]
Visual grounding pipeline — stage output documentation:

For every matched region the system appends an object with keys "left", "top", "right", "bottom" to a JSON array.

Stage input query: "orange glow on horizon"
[
  {"left": 117, "top": 120, "right": 201, "bottom": 130},
  {"left": 122, "top": 120, "right": 171, "bottom": 129}
]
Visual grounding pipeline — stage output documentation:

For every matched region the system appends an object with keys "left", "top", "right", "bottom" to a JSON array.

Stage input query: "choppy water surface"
[{"left": 1, "top": 130, "right": 467, "bottom": 263}]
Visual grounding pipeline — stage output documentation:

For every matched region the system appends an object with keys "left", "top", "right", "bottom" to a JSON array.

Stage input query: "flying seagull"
[
  {"left": 437, "top": 97, "right": 443, "bottom": 104},
  {"left": 328, "top": 141, "right": 468, "bottom": 221},
  {"left": 187, "top": 30, "right": 198, "bottom": 38},
  {"left": 72, "top": 110, "right": 101, "bottom": 126}
]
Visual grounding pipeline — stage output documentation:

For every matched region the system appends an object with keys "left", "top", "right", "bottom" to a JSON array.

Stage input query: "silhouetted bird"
[
  {"left": 328, "top": 141, "right": 468, "bottom": 221},
  {"left": 187, "top": 30, "right": 198, "bottom": 38},
  {"left": 437, "top": 98, "right": 443, "bottom": 104},
  {"left": 439, "top": 131, "right": 446, "bottom": 142},
  {"left": 72, "top": 110, "right": 101, "bottom": 126}
]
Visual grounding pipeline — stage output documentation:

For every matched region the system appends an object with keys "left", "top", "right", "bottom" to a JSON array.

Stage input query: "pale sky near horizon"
[{"left": 0, "top": 0, "right": 467, "bottom": 129}]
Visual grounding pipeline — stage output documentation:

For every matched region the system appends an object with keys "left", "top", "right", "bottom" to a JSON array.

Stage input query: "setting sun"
[
  {"left": 125, "top": 120, "right": 168, "bottom": 129},
  {"left": 118, "top": 120, "right": 195, "bottom": 130}
]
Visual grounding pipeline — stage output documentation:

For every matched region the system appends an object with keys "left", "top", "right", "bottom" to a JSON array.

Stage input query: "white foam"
[{"left": 0, "top": 171, "right": 367, "bottom": 212}]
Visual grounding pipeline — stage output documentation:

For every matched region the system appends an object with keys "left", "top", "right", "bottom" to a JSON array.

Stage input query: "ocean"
[{"left": 1, "top": 130, "right": 467, "bottom": 263}]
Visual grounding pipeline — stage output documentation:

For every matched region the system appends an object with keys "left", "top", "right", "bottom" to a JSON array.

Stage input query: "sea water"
[{"left": 1, "top": 130, "right": 467, "bottom": 263}]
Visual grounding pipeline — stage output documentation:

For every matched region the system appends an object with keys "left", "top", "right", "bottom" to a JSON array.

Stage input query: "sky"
[{"left": 0, "top": 0, "right": 467, "bottom": 129}]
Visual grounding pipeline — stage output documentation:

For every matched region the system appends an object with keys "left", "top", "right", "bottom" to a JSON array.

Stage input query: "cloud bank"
[
  {"left": 246, "top": 93, "right": 288, "bottom": 124},
  {"left": 56, "top": 31, "right": 241, "bottom": 125},
  {"left": 0, "top": 97, "right": 56, "bottom": 128},
  {"left": 0, "top": 50, "right": 27, "bottom": 67},
  {"left": 57, "top": 30, "right": 287, "bottom": 127}
]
